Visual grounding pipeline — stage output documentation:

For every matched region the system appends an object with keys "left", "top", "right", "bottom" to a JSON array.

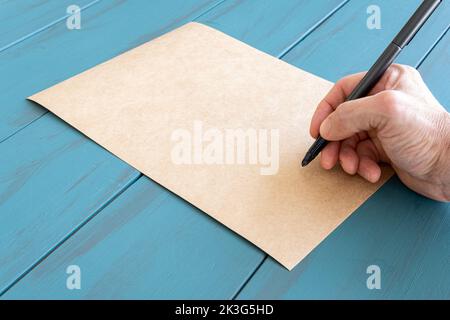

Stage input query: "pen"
[{"left": 301, "top": 0, "right": 442, "bottom": 167}]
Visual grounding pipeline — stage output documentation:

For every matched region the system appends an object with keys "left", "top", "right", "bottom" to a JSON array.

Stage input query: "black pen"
[{"left": 301, "top": 0, "right": 442, "bottom": 167}]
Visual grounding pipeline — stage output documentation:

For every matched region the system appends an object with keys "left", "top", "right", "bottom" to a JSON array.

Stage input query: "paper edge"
[{"left": 25, "top": 21, "right": 393, "bottom": 272}]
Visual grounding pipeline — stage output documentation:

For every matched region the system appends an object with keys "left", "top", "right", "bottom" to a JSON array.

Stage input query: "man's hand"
[{"left": 310, "top": 64, "right": 450, "bottom": 202}]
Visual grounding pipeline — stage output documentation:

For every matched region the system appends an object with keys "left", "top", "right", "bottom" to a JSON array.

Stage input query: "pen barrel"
[
  {"left": 305, "top": 43, "right": 402, "bottom": 163},
  {"left": 301, "top": 0, "right": 442, "bottom": 166},
  {"left": 307, "top": 136, "right": 328, "bottom": 158},
  {"left": 347, "top": 43, "right": 401, "bottom": 101},
  {"left": 393, "top": 0, "right": 442, "bottom": 48}
]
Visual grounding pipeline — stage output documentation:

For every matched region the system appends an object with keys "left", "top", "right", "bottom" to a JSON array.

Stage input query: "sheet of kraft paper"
[{"left": 29, "top": 22, "right": 393, "bottom": 270}]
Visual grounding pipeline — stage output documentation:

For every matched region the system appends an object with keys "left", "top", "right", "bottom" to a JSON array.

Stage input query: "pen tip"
[{"left": 301, "top": 157, "right": 310, "bottom": 167}]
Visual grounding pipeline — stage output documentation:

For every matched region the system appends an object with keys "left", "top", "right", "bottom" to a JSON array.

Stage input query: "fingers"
[
  {"left": 310, "top": 72, "right": 367, "bottom": 138},
  {"left": 310, "top": 65, "right": 422, "bottom": 182},
  {"left": 339, "top": 136, "right": 359, "bottom": 175},
  {"left": 356, "top": 140, "right": 382, "bottom": 183},
  {"left": 319, "top": 136, "right": 383, "bottom": 184},
  {"left": 358, "top": 156, "right": 381, "bottom": 183},
  {"left": 319, "top": 92, "right": 391, "bottom": 141},
  {"left": 310, "top": 101, "right": 334, "bottom": 138},
  {"left": 310, "top": 64, "right": 418, "bottom": 139},
  {"left": 320, "top": 134, "right": 383, "bottom": 183},
  {"left": 311, "top": 67, "right": 416, "bottom": 179},
  {"left": 320, "top": 141, "right": 340, "bottom": 170},
  {"left": 376, "top": 64, "right": 422, "bottom": 93},
  {"left": 319, "top": 92, "right": 388, "bottom": 182}
]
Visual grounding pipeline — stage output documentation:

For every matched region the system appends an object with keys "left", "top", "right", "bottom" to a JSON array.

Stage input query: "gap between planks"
[
  {"left": 0, "top": 0, "right": 101, "bottom": 54},
  {"left": 4, "top": 0, "right": 446, "bottom": 298},
  {"left": 0, "top": 0, "right": 349, "bottom": 297}
]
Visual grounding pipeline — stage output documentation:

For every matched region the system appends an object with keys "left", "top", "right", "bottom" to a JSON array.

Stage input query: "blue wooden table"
[{"left": 0, "top": 0, "right": 449, "bottom": 299}]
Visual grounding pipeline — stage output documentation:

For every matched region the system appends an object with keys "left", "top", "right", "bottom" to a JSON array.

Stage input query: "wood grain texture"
[
  {"left": 197, "top": 0, "right": 349, "bottom": 57},
  {"left": 0, "top": 0, "right": 229, "bottom": 296},
  {"left": 397, "top": 0, "right": 450, "bottom": 66},
  {"left": 2, "top": 177, "right": 264, "bottom": 299},
  {"left": 418, "top": 31, "right": 450, "bottom": 110},
  {"left": 238, "top": 178, "right": 450, "bottom": 299},
  {"left": 1, "top": 0, "right": 353, "bottom": 299},
  {"left": 0, "top": 113, "right": 140, "bottom": 294},
  {"left": 283, "top": 0, "right": 448, "bottom": 78},
  {"left": 237, "top": 2, "right": 450, "bottom": 299},
  {"left": 2, "top": 0, "right": 449, "bottom": 299},
  {"left": 0, "top": 0, "right": 95, "bottom": 51},
  {"left": 0, "top": 0, "right": 224, "bottom": 143}
]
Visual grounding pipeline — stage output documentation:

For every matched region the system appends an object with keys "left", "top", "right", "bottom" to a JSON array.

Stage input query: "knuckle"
[
  {"left": 337, "top": 73, "right": 360, "bottom": 88},
  {"left": 394, "top": 64, "right": 420, "bottom": 77},
  {"left": 377, "top": 90, "right": 404, "bottom": 117},
  {"left": 335, "top": 77, "right": 349, "bottom": 89},
  {"left": 392, "top": 63, "right": 410, "bottom": 73},
  {"left": 385, "top": 64, "right": 422, "bottom": 91}
]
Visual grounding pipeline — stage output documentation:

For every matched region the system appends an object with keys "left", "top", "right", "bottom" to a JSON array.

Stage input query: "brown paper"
[{"left": 29, "top": 22, "right": 392, "bottom": 270}]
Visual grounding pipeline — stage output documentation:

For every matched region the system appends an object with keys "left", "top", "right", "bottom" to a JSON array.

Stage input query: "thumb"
[{"left": 319, "top": 93, "right": 389, "bottom": 141}]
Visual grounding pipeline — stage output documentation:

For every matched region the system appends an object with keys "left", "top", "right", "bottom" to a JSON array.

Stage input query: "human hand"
[{"left": 310, "top": 64, "right": 450, "bottom": 202}]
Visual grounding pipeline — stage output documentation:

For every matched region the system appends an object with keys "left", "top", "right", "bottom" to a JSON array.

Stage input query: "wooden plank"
[
  {"left": 418, "top": 30, "right": 450, "bottom": 110},
  {"left": 398, "top": 1, "right": 450, "bottom": 66},
  {"left": 0, "top": 113, "right": 140, "bottom": 294},
  {"left": 0, "top": 0, "right": 351, "bottom": 298},
  {"left": 283, "top": 0, "right": 449, "bottom": 79},
  {"left": 5, "top": 0, "right": 447, "bottom": 299},
  {"left": 2, "top": 177, "right": 264, "bottom": 299},
  {"left": 0, "top": 0, "right": 227, "bottom": 295},
  {"left": 0, "top": 0, "right": 224, "bottom": 142},
  {"left": 0, "top": 0, "right": 95, "bottom": 51},
  {"left": 0, "top": 0, "right": 350, "bottom": 143},
  {"left": 237, "top": 179, "right": 450, "bottom": 299},
  {"left": 237, "top": 2, "right": 450, "bottom": 299},
  {"left": 198, "top": 0, "right": 349, "bottom": 56}
]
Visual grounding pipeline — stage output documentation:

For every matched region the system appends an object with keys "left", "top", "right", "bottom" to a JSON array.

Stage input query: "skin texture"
[{"left": 310, "top": 64, "right": 450, "bottom": 202}]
